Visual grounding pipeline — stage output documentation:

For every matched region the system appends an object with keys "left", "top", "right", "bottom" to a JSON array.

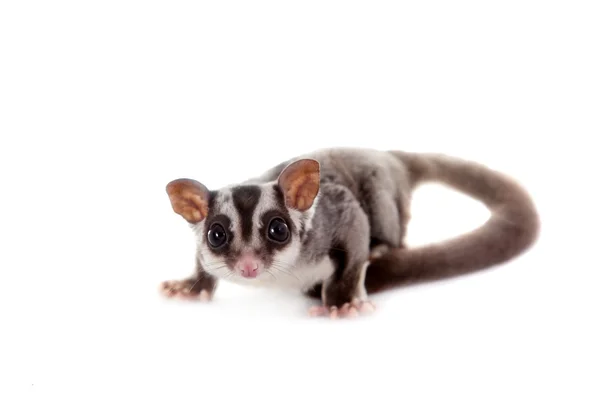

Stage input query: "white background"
[{"left": 1, "top": 1, "right": 598, "bottom": 399}]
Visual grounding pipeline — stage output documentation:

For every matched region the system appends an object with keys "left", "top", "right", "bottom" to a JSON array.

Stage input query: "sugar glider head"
[{"left": 166, "top": 159, "right": 320, "bottom": 284}]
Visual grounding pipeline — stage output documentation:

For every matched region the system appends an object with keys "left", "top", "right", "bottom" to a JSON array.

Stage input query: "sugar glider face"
[{"left": 166, "top": 159, "right": 320, "bottom": 285}]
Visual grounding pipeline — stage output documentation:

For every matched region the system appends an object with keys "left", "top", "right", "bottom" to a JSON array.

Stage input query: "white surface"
[{"left": 1, "top": 1, "right": 598, "bottom": 399}]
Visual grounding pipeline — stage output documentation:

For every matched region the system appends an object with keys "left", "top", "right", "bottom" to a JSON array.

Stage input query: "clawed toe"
[
  {"left": 308, "top": 305, "right": 328, "bottom": 317},
  {"left": 160, "top": 280, "right": 212, "bottom": 302},
  {"left": 308, "top": 300, "right": 376, "bottom": 319},
  {"left": 161, "top": 281, "right": 179, "bottom": 297},
  {"left": 198, "top": 290, "right": 211, "bottom": 302}
]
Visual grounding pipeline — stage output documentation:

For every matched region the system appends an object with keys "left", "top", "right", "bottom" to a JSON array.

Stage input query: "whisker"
[
  {"left": 270, "top": 260, "right": 295, "bottom": 269},
  {"left": 200, "top": 260, "right": 228, "bottom": 267},
  {"left": 204, "top": 265, "right": 229, "bottom": 273},
  {"left": 223, "top": 270, "right": 235, "bottom": 280},
  {"left": 270, "top": 260, "right": 296, "bottom": 269},
  {"left": 270, "top": 264, "right": 300, "bottom": 281},
  {"left": 187, "top": 277, "right": 202, "bottom": 291},
  {"left": 270, "top": 265, "right": 294, "bottom": 276},
  {"left": 265, "top": 270, "right": 277, "bottom": 281}
]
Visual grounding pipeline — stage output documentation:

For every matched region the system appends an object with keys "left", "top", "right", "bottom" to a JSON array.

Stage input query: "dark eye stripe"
[
  {"left": 267, "top": 217, "right": 290, "bottom": 243},
  {"left": 259, "top": 209, "right": 295, "bottom": 254},
  {"left": 203, "top": 214, "right": 234, "bottom": 254}
]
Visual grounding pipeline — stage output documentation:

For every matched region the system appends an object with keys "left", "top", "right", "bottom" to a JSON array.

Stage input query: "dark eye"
[
  {"left": 207, "top": 223, "right": 227, "bottom": 248},
  {"left": 267, "top": 218, "right": 289, "bottom": 243}
]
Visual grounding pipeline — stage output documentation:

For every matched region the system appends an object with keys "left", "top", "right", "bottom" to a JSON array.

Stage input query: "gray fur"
[
  {"left": 258, "top": 147, "right": 413, "bottom": 248},
  {"left": 166, "top": 147, "right": 540, "bottom": 309}
]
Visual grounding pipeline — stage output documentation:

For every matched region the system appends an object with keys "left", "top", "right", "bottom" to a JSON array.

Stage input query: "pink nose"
[
  {"left": 240, "top": 262, "right": 259, "bottom": 278},
  {"left": 236, "top": 253, "right": 260, "bottom": 278}
]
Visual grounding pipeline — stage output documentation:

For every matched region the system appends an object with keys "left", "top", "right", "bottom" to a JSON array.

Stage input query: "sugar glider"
[{"left": 162, "top": 148, "right": 539, "bottom": 318}]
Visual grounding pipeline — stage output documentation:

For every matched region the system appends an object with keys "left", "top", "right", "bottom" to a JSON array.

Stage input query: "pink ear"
[
  {"left": 166, "top": 178, "right": 210, "bottom": 223},
  {"left": 277, "top": 159, "right": 320, "bottom": 211}
]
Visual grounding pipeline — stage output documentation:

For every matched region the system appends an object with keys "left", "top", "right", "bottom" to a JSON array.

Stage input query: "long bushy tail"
[{"left": 365, "top": 151, "right": 540, "bottom": 293}]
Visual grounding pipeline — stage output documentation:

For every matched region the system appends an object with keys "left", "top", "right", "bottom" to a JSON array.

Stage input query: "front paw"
[
  {"left": 160, "top": 279, "right": 213, "bottom": 302},
  {"left": 308, "top": 299, "right": 376, "bottom": 319}
]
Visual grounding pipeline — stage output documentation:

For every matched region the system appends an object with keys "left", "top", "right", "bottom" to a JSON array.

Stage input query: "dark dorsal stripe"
[{"left": 231, "top": 185, "right": 262, "bottom": 241}]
